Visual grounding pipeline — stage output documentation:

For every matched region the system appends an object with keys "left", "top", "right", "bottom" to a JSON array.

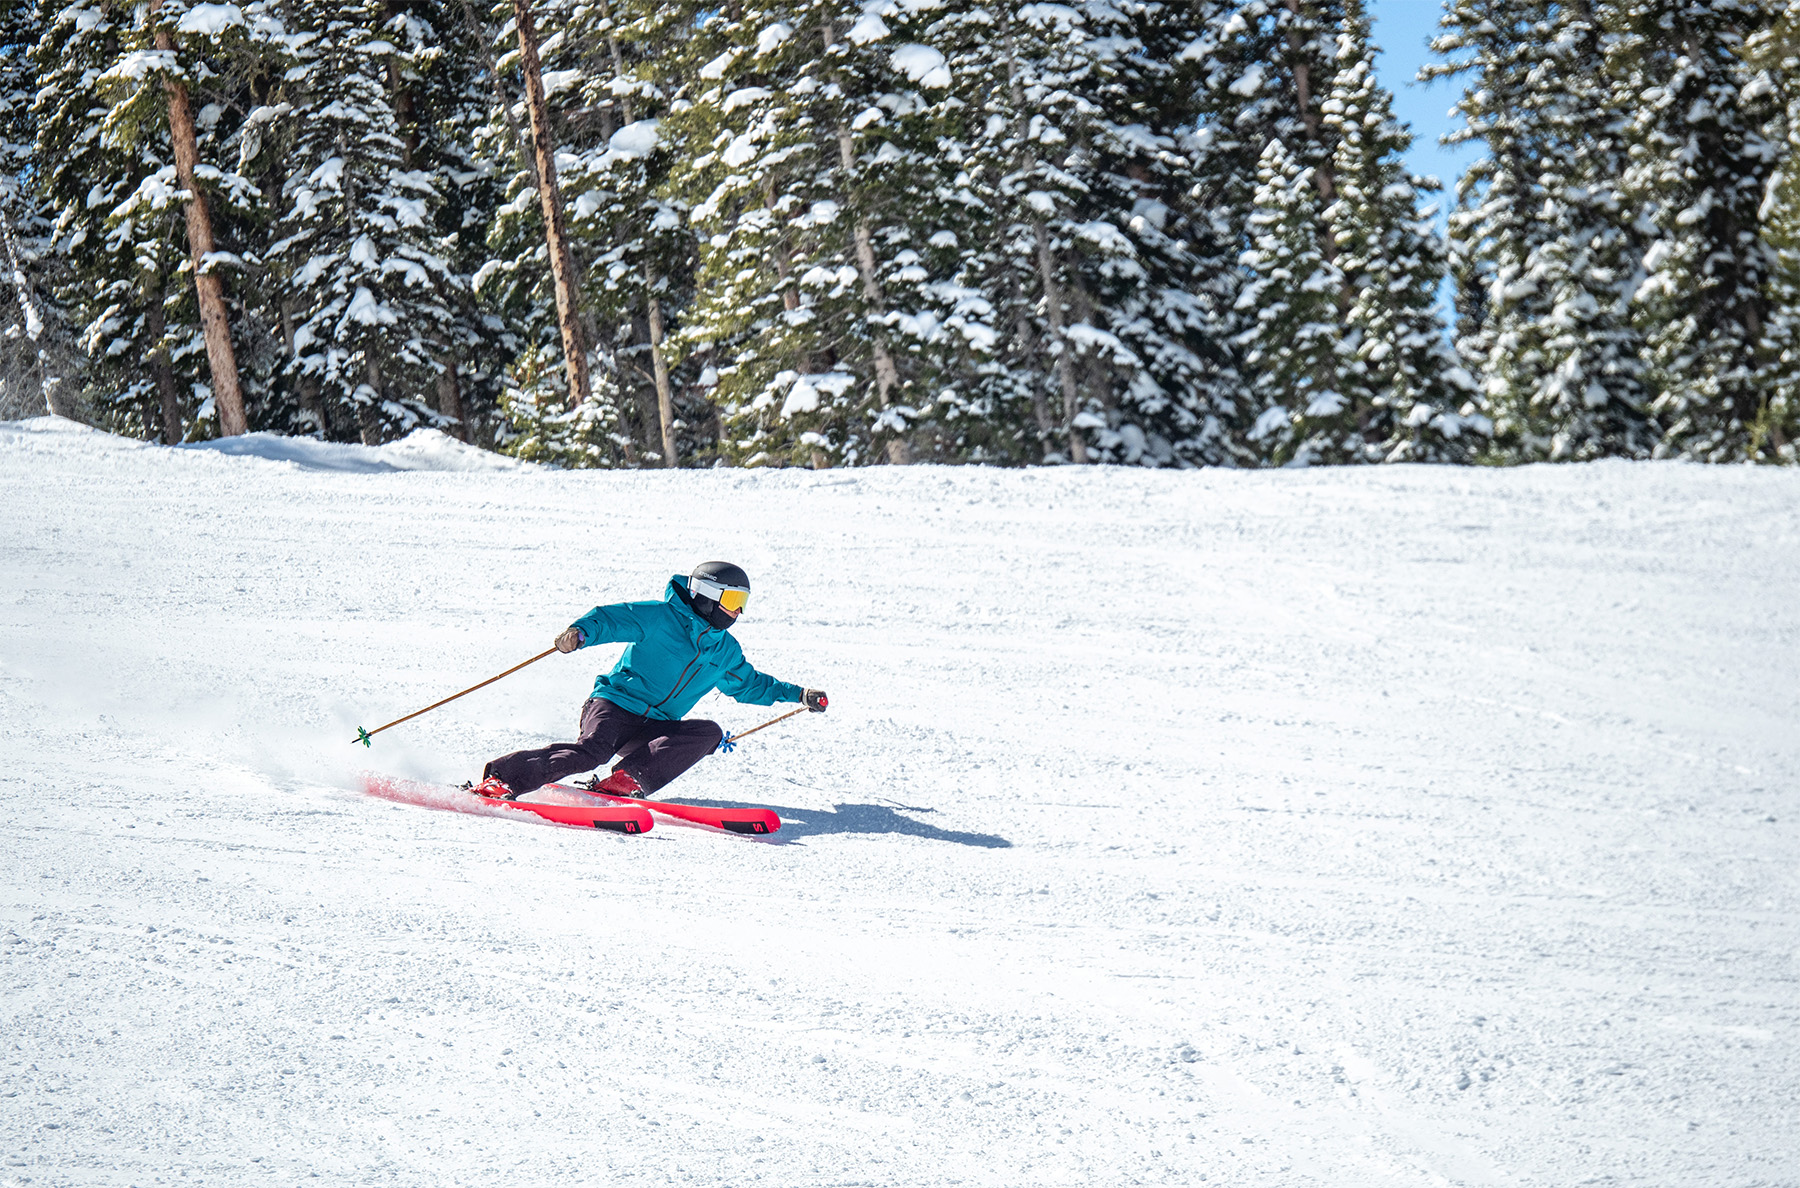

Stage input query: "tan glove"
[{"left": 555, "top": 626, "right": 585, "bottom": 653}]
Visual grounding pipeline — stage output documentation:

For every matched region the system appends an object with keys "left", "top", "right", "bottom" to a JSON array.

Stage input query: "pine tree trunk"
[
  {"left": 360, "top": 356, "right": 384, "bottom": 445},
  {"left": 143, "top": 271, "right": 183, "bottom": 444},
  {"left": 838, "top": 140, "right": 911, "bottom": 465},
  {"left": 386, "top": 57, "right": 420, "bottom": 169},
  {"left": 512, "top": 0, "right": 592, "bottom": 413},
  {"left": 1281, "top": 0, "right": 1343, "bottom": 317},
  {"left": 278, "top": 298, "right": 331, "bottom": 438},
  {"left": 0, "top": 204, "right": 74, "bottom": 420},
  {"left": 152, "top": 17, "right": 247, "bottom": 437},
  {"left": 1034, "top": 222, "right": 1090, "bottom": 464},
  {"left": 825, "top": 43, "right": 910, "bottom": 464},
  {"left": 1068, "top": 270, "right": 1115, "bottom": 417},
  {"left": 598, "top": 0, "right": 635, "bottom": 124},
  {"left": 646, "top": 282, "right": 677, "bottom": 466},
  {"left": 848, "top": 219, "right": 903, "bottom": 396},
  {"left": 762, "top": 177, "right": 802, "bottom": 315},
  {"left": 436, "top": 357, "right": 467, "bottom": 441},
  {"left": 1004, "top": 23, "right": 1087, "bottom": 463},
  {"left": 1018, "top": 309, "right": 1057, "bottom": 451},
  {"left": 1282, "top": 0, "right": 1336, "bottom": 211}
]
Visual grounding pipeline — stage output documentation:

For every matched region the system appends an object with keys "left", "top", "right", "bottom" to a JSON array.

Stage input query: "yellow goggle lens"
[{"left": 717, "top": 588, "right": 749, "bottom": 613}]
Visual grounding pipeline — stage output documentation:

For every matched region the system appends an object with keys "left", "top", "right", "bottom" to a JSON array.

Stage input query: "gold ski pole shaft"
[{"left": 354, "top": 647, "right": 558, "bottom": 746}]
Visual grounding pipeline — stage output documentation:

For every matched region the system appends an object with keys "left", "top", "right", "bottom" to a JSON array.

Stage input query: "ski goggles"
[{"left": 691, "top": 575, "right": 750, "bottom": 614}]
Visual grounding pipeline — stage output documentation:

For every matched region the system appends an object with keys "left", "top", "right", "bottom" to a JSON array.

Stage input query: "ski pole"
[
  {"left": 717, "top": 705, "right": 811, "bottom": 753},
  {"left": 354, "top": 647, "right": 558, "bottom": 746}
]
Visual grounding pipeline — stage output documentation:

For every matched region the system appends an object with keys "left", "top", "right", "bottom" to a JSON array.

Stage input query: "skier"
[{"left": 472, "top": 562, "right": 826, "bottom": 801}]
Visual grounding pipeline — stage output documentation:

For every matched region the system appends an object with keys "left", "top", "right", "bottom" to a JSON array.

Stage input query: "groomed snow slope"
[{"left": 2, "top": 416, "right": 1796, "bottom": 1187}]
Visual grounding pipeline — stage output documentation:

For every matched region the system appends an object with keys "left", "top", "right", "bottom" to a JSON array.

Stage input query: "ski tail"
[
  {"left": 553, "top": 782, "right": 781, "bottom": 835},
  {"left": 480, "top": 796, "right": 653, "bottom": 833}
]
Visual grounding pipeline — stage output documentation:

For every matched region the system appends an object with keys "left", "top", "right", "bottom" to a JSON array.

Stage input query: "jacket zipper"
[{"left": 648, "top": 637, "right": 705, "bottom": 714}]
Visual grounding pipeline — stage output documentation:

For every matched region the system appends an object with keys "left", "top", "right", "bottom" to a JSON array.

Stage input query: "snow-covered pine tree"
[
  {"left": 876, "top": 0, "right": 1045, "bottom": 464},
  {"left": 811, "top": 4, "right": 936, "bottom": 465},
  {"left": 473, "top": 0, "right": 643, "bottom": 466},
  {"left": 1607, "top": 0, "right": 1787, "bottom": 461},
  {"left": 73, "top": 184, "right": 199, "bottom": 441},
  {"left": 1190, "top": 0, "right": 1340, "bottom": 464},
  {"left": 144, "top": 0, "right": 259, "bottom": 435},
  {"left": 1187, "top": 0, "right": 1321, "bottom": 265},
  {"left": 986, "top": 1, "right": 1112, "bottom": 465},
  {"left": 374, "top": 0, "right": 515, "bottom": 447},
  {"left": 1197, "top": 0, "right": 1464, "bottom": 464},
  {"left": 952, "top": 0, "right": 1244, "bottom": 467},
  {"left": 257, "top": 0, "right": 466, "bottom": 443},
  {"left": 668, "top": 0, "right": 946, "bottom": 468},
  {"left": 1233, "top": 136, "right": 1338, "bottom": 460},
  {"left": 1310, "top": 0, "right": 1477, "bottom": 462},
  {"left": 1430, "top": 0, "right": 1655, "bottom": 460},
  {"left": 30, "top": 0, "right": 151, "bottom": 430},
  {"left": 1744, "top": 0, "right": 1799, "bottom": 461},
  {"left": 33, "top": 0, "right": 268, "bottom": 440},
  {"left": 651, "top": 0, "right": 1092, "bottom": 469},
  {"left": 651, "top": 1, "right": 782, "bottom": 464},
  {"left": 552, "top": 0, "right": 705, "bottom": 466},
  {"left": 767, "top": 0, "right": 1022, "bottom": 465},
  {"left": 1060, "top": 0, "right": 1246, "bottom": 467},
  {"left": 0, "top": 0, "right": 78, "bottom": 421}
]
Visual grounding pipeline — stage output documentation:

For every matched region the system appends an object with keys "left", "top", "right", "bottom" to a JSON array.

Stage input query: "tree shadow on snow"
[{"left": 676, "top": 797, "right": 1011, "bottom": 849}]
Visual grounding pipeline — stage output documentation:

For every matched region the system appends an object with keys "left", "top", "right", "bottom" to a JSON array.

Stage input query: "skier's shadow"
[{"left": 679, "top": 799, "right": 1011, "bottom": 848}]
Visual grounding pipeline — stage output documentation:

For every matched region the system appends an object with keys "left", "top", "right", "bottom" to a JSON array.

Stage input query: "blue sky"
[{"left": 1364, "top": 0, "right": 1481, "bottom": 215}]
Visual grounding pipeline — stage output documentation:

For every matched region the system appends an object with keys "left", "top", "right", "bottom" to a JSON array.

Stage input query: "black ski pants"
[{"left": 483, "top": 697, "right": 723, "bottom": 796}]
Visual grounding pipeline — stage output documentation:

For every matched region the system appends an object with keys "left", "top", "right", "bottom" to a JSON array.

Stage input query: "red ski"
[
  {"left": 362, "top": 774, "right": 652, "bottom": 834},
  {"left": 554, "top": 781, "right": 781, "bottom": 835},
  {"left": 471, "top": 789, "right": 652, "bottom": 834}
]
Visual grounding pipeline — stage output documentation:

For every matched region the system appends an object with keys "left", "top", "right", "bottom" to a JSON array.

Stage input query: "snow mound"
[
  {"left": 0, "top": 417, "right": 526, "bottom": 474},
  {"left": 179, "top": 427, "right": 531, "bottom": 473},
  {"left": 1, "top": 415, "right": 141, "bottom": 448}
]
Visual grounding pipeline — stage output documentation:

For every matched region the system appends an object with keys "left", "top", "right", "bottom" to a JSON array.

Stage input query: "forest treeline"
[{"left": 0, "top": 0, "right": 1795, "bottom": 466}]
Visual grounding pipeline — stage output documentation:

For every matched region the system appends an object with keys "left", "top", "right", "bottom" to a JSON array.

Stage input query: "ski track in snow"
[{"left": 1, "top": 416, "right": 1796, "bottom": 1186}]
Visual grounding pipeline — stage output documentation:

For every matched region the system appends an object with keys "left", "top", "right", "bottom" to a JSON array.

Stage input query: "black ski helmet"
[{"left": 688, "top": 561, "right": 750, "bottom": 630}]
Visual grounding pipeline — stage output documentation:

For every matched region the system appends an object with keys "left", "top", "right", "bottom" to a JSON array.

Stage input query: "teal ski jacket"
[{"left": 569, "top": 576, "right": 802, "bottom": 722}]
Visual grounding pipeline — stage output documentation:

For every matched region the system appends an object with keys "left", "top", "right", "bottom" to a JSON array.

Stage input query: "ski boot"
[
  {"left": 587, "top": 769, "right": 644, "bottom": 799},
  {"left": 468, "top": 776, "right": 520, "bottom": 801}
]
